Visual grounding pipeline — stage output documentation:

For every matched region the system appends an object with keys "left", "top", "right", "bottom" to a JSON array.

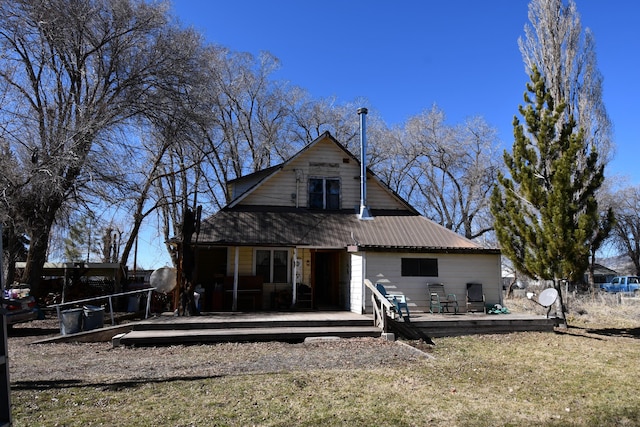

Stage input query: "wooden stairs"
[{"left": 117, "top": 312, "right": 382, "bottom": 346}]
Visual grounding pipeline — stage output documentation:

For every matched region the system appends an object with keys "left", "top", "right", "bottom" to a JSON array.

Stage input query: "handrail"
[
  {"left": 48, "top": 288, "right": 156, "bottom": 326},
  {"left": 364, "top": 279, "right": 395, "bottom": 332}
]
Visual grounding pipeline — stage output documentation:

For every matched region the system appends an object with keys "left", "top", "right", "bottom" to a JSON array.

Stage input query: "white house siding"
[
  {"left": 364, "top": 252, "right": 502, "bottom": 313},
  {"left": 349, "top": 252, "right": 365, "bottom": 313},
  {"left": 364, "top": 178, "right": 406, "bottom": 211},
  {"left": 338, "top": 251, "right": 351, "bottom": 310},
  {"left": 238, "top": 137, "right": 406, "bottom": 211}
]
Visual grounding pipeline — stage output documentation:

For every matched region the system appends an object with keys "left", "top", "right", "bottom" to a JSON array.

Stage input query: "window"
[
  {"left": 309, "top": 178, "right": 340, "bottom": 209},
  {"left": 401, "top": 258, "right": 438, "bottom": 277},
  {"left": 255, "top": 249, "right": 289, "bottom": 283}
]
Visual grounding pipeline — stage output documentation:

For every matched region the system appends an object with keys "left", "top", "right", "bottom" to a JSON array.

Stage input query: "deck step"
[
  {"left": 131, "top": 318, "right": 374, "bottom": 331},
  {"left": 411, "top": 317, "right": 556, "bottom": 337},
  {"left": 118, "top": 325, "right": 381, "bottom": 346}
]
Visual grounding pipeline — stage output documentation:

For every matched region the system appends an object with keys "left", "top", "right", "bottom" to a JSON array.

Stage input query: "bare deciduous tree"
[
  {"left": 205, "top": 49, "right": 289, "bottom": 178},
  {"left": 402, "top": 106, "right": 501, "bottom": 241},
  {"left": 286, "top": 92, "right": 362, "bottom": 150},
  {"left": 610, "top": 186, "right": 640, "bottom": 275},
  {"left": 0, "top": 0, "right": 204, "bottom": 296},
  {"left": 519, "top": 0, "right": 613, "bottom": 163}
]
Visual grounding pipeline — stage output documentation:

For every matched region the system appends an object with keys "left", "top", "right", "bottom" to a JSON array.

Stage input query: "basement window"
[
  {"left": 401, "top": 258, "right": 438, "bottom": 277},
  {"left": 308, "top": 178, "right": 340, "bottom": 210}
]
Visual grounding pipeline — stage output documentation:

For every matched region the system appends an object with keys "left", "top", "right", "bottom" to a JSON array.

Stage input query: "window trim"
[
  {"left": 254, "top": 248, "right": 290, "bottom": 283},
  {"left": 401, "top": 257, "right": 439, "bottom": 277},
  {"left": 308, "top": 177, "right": 341, "bottom": 210}
]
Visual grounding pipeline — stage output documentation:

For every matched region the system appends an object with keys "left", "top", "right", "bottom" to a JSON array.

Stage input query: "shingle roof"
[{"left": 195, "top": 206, "right": 497, "bottom": 253}]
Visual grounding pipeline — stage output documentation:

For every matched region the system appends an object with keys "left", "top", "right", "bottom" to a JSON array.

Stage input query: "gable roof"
[
  {"left": 194, "top": 132, "right": 498, "bottom": 254},
  {"left": 227, "top": 132, "right": 417, "bottom": 213},
  {"left": 592, "top": 263, "right": 618, "bottom": 276}
]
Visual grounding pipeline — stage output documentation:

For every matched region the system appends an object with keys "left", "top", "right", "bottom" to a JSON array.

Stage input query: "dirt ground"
[{"left": 6, "top": 316, "right": 432, "bottom": 388}]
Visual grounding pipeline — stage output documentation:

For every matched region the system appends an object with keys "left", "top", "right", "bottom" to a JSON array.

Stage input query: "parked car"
[
  {"left": 599, "top": 276, "right": 640, "bottom": 295},
  {"left": 1, "top": 287, "right": 39, "bottom": 326}
]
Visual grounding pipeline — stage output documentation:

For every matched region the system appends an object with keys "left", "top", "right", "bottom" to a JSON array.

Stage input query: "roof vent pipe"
[{"left": 357, "top": 107, "right": 373, "bottom": 220}]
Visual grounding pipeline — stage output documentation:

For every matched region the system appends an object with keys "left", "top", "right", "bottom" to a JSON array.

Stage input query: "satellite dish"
[
  {"left": 150, "top": 267, "right": 177, "bottom": 293},
  {"left": 538, "top": 288, "right": 558, "bottom": 307}
]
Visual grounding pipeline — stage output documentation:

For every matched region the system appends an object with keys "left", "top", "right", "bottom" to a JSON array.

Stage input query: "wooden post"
[
  {"left": 292, "top": 248, "right": 298, "bottom": 306},
  {"left": 0, "top": 314, "right": 11, "bottom": 426},
  {"left": 232, "top": 247, "right": 239, "bottom": 312},
  {"left": 0, "top": 224, "right": 10, "bottom": 426}
]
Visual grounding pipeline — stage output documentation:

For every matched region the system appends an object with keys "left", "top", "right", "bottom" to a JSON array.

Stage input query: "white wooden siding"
[
  {"left": 364, "top": 252, "right": 502, "bottom": 313},
  {"left": 349, "top": 252, "right": 364, "bottom": 313},
  {"left": 239, "top": 137, "right": 406, "bottom": 210}
]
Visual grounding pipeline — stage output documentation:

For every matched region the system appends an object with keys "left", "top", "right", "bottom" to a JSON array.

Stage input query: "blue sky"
[
  {"left": 139, "top": 1, "right": 639, "bottom": 269},
  {"left": 170, "top": 0, "right": 639, "bottom": 180}
]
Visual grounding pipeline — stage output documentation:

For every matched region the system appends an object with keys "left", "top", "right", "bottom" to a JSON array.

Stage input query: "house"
[
  {"left": 585, "top": 263, "right": 618, "bottom": 286},
  {"left": 183, "top": 130, "right": 502, "bottom": 314}
]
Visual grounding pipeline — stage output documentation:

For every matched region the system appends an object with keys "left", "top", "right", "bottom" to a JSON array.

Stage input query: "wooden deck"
[
  {"left": 36, "top": 310, "right": 558, "bottom": 346},
  {"left": 406, "top": 312, "right": 557, "bottom": 338},
  {"left": 115, "top": 311, "right": 556, "bottom": 346}
]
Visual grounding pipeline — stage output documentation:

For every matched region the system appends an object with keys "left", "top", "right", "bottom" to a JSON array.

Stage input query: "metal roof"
[{"left": 195, "top": 207, "right": 497, "bottom": 253}]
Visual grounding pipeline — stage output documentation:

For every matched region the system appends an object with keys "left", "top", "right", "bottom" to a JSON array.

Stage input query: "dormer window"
[{"left": 309, "top": 178, "right": 340, "bottom": 209}]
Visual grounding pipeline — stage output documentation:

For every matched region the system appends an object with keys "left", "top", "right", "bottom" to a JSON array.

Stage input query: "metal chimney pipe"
[{"left": 357, "top": 107, "right": 373, "bottom": 220}]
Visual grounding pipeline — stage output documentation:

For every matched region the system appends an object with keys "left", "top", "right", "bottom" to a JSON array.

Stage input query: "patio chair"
[
  {"left": 466, "top": 282, "right": 486, "bottom": 313},
  {"left": 428, "top": 283, "right": 458, "bottom": 314},
  {"left": 375, "top": 283, "right": 410, "bottom": 320}
]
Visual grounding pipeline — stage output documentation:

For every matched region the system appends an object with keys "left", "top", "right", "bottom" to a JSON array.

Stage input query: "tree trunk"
[
  {"left": 553, "top": 279, "right": 568, "bottom": 329},
  {"left": 589, "top": 250, "right": 597, "bottom": 300},
  {"left": 3, "top": 223, "right": 20, "bottom": 288},
  {"left": 21, "top": 221, "right": 53, "bottom": 299},
  {"left": 506, "top": 276, "right": 518, "bottom": 298}
]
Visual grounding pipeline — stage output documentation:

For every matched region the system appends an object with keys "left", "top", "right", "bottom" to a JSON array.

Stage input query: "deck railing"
[
  {"left": 363, "top": 279, "right": 396, "bottom": 332},
  {"left": 48, "top": 288, "right": 156, "bottom": 326}
]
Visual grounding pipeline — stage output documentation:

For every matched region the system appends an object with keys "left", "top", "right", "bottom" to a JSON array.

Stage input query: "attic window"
[{"left": 309, "top": 178, "right": 340, "bottom": 210}]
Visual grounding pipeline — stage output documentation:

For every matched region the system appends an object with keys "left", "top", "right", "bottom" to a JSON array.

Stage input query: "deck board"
[{"left": 34, "top": 311, "right": 558, "bottom": 345}]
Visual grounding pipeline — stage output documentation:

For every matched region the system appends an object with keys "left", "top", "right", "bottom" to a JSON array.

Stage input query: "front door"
[{"left": 313, "top": 251, "right": 340, "bottom": 308}]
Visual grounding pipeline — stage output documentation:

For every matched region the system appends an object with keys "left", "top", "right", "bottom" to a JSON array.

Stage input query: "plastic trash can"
[
  {"left": 60, "top": 308, "right": 83, "bottom": 335},
  {"left": 82, "top": 305, "right": 104, "bottom": 331},
  {"left": 127, "top": 295, "right": 141, "bottom": 312}
]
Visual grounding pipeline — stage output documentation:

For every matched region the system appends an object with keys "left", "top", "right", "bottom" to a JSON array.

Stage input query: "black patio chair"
[{"left": 466, "top": 282, "right": 486, "bottom": 313}]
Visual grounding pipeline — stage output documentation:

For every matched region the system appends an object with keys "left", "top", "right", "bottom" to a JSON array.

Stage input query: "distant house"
[
  {"left": 14, "top": 261, "right": 124, "bottom": 298},
  {"left": 586, "top": 263, "right": 618, "bottom": 285},
  {"left": 184, "top": 131, "right": 501, "bottom": 314}
]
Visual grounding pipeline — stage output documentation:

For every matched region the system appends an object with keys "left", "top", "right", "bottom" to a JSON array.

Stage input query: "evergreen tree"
[
  {"left": 491, "top": 68, "right": 610, "bottom": 326},
  {"left": 63, "top": 216, "right": 93, "bottom": 263}
]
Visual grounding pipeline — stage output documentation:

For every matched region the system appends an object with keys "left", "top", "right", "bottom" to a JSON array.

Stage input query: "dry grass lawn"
[{"left": 7, "top": 292, "right": 640, "bottom": 426}]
